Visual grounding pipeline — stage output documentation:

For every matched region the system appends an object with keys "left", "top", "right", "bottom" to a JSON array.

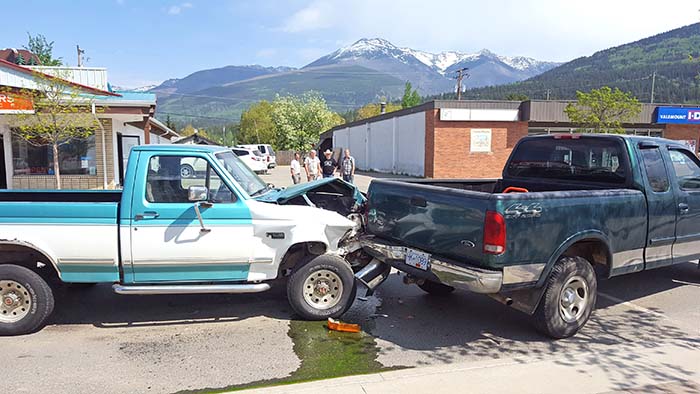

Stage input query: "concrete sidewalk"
[{"left": 240, "top": 342, "right": 700, "bottom": 394}]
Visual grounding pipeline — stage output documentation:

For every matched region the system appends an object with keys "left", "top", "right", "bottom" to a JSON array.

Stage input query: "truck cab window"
[
  {"left": 640, "top": 148, "right": 669, "bottom": 193},
  {"left": 146, "top": 156, "right": 236, "bottom": 203},
  {"left": 669, "top": 149, "right": 700, "bottom": 190}
]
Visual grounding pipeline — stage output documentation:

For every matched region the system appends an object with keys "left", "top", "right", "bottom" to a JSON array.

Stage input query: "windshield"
[
  {"left": 506, "top": 137, "right": 627, "bottom": 184},
  {"left": 215, "top": 151, "right": 267, "bottom": 196}
]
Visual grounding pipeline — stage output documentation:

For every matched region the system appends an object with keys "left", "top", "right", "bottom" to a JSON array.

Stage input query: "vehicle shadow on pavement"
[
  {"left": 365, "top": 263, "right": 700, "bottom": 390},
  {"left": 49, "top": 281, "right": 295, "bottom": 328}
]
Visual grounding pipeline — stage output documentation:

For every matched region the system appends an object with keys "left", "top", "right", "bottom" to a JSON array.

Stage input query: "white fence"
[{"left": 333, "top": 111, "right": 425, "bottom": 176}]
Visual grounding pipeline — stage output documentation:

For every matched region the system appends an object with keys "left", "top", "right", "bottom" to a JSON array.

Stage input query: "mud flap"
[{"left": 488, "top": 285, "right": 547, "bottom": 315}]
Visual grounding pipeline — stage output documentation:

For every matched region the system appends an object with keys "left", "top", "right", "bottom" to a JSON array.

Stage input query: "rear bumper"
[{"left": 360, "top": 236, "right": 503, "bottom": 294}]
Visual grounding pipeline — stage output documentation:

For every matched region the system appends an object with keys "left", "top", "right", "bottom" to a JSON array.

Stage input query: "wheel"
[
  {"left": 287, "top": 254, "right": 357, "bottom": 320},
  {"left": 417, "top": 280, "right": 454, "bottom": 296},
  {"left": 533, "top": 256, "right": 597, "bottom": 339},
  {"left": 0, "top": 265, "right": 55, "bottom": 336},
  {"left": 180, "top": 164, "right": 194, "bottom": 178}
]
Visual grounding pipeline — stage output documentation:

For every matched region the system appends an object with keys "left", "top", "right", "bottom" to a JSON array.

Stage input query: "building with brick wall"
[
  {"left": 321, "top": 100, "right": 700, "bottom": 179},
  {"left": 0, "top": 59, "right": 178, "bottom": 189}
]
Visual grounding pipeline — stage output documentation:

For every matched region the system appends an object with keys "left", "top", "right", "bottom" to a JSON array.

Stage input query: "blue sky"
[{"left": 4, "top": 0, "right": 700, "bottom": 87}]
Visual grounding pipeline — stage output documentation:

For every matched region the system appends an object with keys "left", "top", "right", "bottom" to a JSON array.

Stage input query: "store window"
[{"left": 12, "top": 135, "right": 97, "bottom": 176}]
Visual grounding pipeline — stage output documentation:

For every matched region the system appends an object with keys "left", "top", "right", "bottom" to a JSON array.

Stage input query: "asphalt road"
[{"left": 3, "top": 167, "right": 700, "bottom": 394}]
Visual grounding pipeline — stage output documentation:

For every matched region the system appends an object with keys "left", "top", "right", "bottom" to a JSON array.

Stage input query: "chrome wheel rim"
[
  {"left": 558, "top": 276, "right": 588, "bottom": 323},
  {"left": 302, "top": 269, "right": 343, "bottom": 310},
  {"left": 180, "top": 166, "right": 192, "bottom": 178},
  {"left": 0, "top": 280, "right": 32, "bottom": 323}
]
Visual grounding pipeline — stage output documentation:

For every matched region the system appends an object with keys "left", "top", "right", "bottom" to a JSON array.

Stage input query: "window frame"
[
  {"left": 667, "top": 147, "right": 700, "bottom": 192},
  {"left": 639, "top": 147, "right": 670, "bottom": 193},
  {"left": 145, "top": 154, "right": 237, "bottom": 204}
]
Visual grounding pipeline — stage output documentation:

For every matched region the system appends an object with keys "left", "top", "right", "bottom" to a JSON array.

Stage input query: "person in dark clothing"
[{"left": 321, "top": 149, "right": 338, "bottom": 178}]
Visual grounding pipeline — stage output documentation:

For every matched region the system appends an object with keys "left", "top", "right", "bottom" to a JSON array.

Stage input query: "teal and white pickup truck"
[{"left": 0, "top": 145, "right": 384, "bottom": 336}]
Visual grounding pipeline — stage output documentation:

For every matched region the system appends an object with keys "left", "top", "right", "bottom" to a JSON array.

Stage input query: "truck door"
[
  {"left": 667, "top": 147, "right": 700, "bottom": 264},
  {"left": 638, "top": 144, "right": 676, "bottom": 270},
  {"left": 127, "top": 153, "right": 254, "bottom": 283}
]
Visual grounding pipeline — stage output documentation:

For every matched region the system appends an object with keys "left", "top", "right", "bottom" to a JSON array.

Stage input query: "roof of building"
[
  {"left": 172, "top": 133, "right": 220, "bottom": 145},
  {"left": 149, "top": 117, "right": 180, "bottom": 139},
  {"left": 0, "top": 48, "right": 41, "bottom": 65},
  {"left": 0, "top": 58, "right": 121, "bottom": 97}
]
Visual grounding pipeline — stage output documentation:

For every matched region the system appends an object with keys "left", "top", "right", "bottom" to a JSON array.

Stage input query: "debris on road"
[{"left": 327, "top": 318, "right": 361, "bottom": 333}]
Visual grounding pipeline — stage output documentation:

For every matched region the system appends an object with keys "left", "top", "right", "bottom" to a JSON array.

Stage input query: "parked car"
[
  {"left": 238, "top": 144, "right": 276, "bottom": 169},
  {"left": 361, "top": 134, "right": 700, "bottom": 338},
  {"left": 0, "top": 144, "right": 379, "bottom": 336},
  {"left": 232, "top": 147, "right": 267, "bottom": 174}
]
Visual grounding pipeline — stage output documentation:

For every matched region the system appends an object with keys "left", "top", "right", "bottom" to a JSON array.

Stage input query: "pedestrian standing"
[
  {"left": 290, "top": 152, "right": 301, "bottom": 184},
  {"left": 304, "top": 149, "right": 321, "bottom": 181},
  {"left": 341, "top": 148, "right": 355, "bottom": 184},
  {"left": 321, "top": 149, "right": 338, "bottom": 179}
]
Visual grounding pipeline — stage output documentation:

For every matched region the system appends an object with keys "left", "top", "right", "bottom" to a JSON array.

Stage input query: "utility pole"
[
  {"left": 545, "top": 89, "right": 551, "bottom": 101},
  {"left": 76, "top": 45, "right": 85, "bottom": 67},
  {"left": 454, "top": 67, "right": 469, "bottom": 100},
  {"left": 650, "top": 70, "right": 657, "bottom": 104}
]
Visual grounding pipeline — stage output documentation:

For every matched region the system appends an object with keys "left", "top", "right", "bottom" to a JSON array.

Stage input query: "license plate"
[{"left": 405, "top": 248, "right": 430, "bottom": 271}]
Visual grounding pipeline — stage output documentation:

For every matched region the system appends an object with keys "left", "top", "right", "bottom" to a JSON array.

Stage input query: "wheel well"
[
  {"left": 278, "top": 242, "right": 327, "bottom": 277},
  {"left": 0, "top": 243, "right": 61, "bottom": 284},
  {"left": 560, "top": 239, "right": 611, "bottom": 278}
]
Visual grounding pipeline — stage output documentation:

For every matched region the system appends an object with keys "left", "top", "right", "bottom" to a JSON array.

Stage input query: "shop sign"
[
  {"left": 0, "top": 93, "right": 34, "bottom": 114},
  {"left": 656, "top": 107, "right": 700, "bottom": 124}
]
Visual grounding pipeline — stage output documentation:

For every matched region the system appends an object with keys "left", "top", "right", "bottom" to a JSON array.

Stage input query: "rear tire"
[
  {"left": 0, "top": 265, "right": 55, "bottom": 336},
  {"left": 287, "top": 254, "right": 357, "bottom": 320},
  {"left": 417, "top": 280, "right": 454, "bottom": 296},
  {"left": 180, "top": 164, "right": 194, "bottom": 178},
  {"left": 533, "top": 256, "right": 597, "bottom": 339}
]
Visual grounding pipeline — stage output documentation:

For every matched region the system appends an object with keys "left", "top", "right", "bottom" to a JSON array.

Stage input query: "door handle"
[
  {"left": 135, "top": 211, "right": 160, "bottom": 220},
  {"left": 678, "top": 203, "right": 689, "bottom": 214}
]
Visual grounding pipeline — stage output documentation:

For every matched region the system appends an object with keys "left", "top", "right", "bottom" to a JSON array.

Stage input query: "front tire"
[
  {"left": 533, "top": 256, "right": 597, "bottom": 339},
  {"left": 0, "top": 265, "right": 55, "bottom": 336},
  {"left": 287, "top": 254, "right": 357, "bottom": 320}
]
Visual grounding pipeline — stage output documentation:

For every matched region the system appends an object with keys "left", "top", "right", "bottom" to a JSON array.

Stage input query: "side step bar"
[{"left": 113, "top": 283, "right": 270, "bottom": 295}]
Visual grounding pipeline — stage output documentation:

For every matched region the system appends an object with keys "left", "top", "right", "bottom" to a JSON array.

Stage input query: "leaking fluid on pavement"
[{"left": 181, "top": 315, "right": 399, "bottom": 393}]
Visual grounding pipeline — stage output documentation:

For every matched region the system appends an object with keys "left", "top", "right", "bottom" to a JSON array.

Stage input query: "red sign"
[{"left": 0, "top": 93, "right": 34, "bottom": 114}]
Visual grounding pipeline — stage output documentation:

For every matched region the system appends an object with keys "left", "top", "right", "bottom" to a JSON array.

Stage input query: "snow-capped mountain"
[
  {"left": 305, "top": 38, "right": 559, "bottom": 92},
  {"left": 111, "top": 84, "right": 157, "bottom": 92}
]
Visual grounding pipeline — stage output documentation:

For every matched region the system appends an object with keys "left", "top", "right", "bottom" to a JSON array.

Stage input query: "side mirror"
[{"left": 188, "top": 185, "right": 208, "bottom": 202}]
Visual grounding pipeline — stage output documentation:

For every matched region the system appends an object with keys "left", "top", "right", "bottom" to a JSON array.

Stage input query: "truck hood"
[
  {"left": 254, "top": 178, "right": 365, "bottom": 205},
  {"left": 254, "top": 178, "right": 365, "bottom": 218}
]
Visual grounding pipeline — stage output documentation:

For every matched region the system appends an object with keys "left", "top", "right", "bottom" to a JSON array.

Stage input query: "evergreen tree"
[{"left": 401, "top": 82, "right": 421, "bottom": 108}]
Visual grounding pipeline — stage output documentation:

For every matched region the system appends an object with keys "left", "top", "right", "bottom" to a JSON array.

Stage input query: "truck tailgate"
[{"left": 366, "top": 179, "right": 491, "bottom": 263}]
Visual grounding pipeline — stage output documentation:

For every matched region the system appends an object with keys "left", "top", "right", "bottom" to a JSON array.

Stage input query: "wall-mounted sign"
[
  {"left": 656, "top": 107, "right": 700, "bottom": 124},
  {"left": 441, "top": 108, "right": 519, "bottom": 122},
  {"left": 0, "top": 93, "right": 34, "bottom": 114},
  {"left": 470, "top": 129, "right": 492, "bottom": 153}
]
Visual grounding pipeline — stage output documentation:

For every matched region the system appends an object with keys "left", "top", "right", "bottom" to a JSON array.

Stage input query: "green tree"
[
  {"left": 4, "top": 71, "right": 100, "bottom": 189},
  {"left": 23, "top": 33, "right": 62, "bottom": 66},
  {"left": 564, "top": 87, "right": 641, "bottom": 133},
  {"left": 357, "top": 102, "right": 402, "bottom": 120},
  {"left": 239, "top": 100, "right": 277, "bottom": 145},
  {"left": 271, "top": 92, "right": 344, "bottom": 153},
  {"left": 401, "top": 81, "right": 421, "bottom": 108},
  {"left": 505, "top": 93, "right": 529, "bottom": 101}
]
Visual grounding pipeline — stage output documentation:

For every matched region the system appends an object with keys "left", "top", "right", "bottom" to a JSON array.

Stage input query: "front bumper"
[{"left": 360, "top": 237, "right": 503, "bottom": 294}]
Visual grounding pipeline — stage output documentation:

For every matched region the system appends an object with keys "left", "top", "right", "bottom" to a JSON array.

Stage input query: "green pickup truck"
[{"left": 362, "top": 134, "right": 700, "bottom": 338}]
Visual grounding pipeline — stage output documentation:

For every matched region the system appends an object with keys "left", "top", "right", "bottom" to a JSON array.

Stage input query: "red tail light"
[{"left": 483, "top": 211, "right": 506, "bottom": 255}]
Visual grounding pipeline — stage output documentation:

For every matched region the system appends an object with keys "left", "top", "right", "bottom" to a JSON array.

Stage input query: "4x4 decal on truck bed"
[{"left": 504, "top": 203, "right": 543, "bottom": 219}]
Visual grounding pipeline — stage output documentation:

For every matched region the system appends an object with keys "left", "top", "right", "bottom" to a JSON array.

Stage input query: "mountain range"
[
  {"left": 147, "top": 38, "right": 559, "bottom": 124},
  {"left": 446, "top": 23, "right": 700, "bottom": 103}
]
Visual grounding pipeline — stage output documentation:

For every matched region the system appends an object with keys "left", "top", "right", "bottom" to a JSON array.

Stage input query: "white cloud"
[
  {"left": 276, "top": 0, "right": 700, "bottom": 62},
  {"left": 168, "top": 2, "right": 193, "bottom": 15},
  {"left": 280, "top": 1, "right": 335, "bottom": 32}
]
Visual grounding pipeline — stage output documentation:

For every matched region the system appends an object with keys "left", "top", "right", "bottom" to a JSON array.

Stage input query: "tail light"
[
  {"left": 483, "top": 211, "right": 506, "bottom": 255},
  {"left": 267, "top": 156, "right": 271, "bottom": 162}
]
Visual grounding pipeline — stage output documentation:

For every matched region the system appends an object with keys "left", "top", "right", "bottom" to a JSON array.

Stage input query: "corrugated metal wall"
[{"left": 333, "top": 111, "right": 425, "bottom": 176}]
